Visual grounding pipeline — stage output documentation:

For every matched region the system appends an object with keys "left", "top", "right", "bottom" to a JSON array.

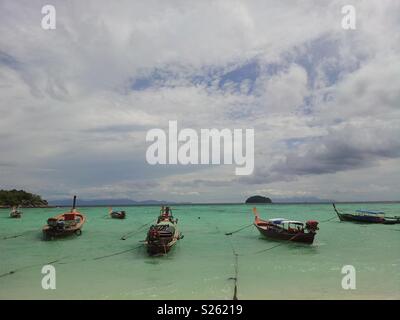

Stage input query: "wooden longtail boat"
[
  {"left": 109, "top": 208, "right": 126, "bottom": 219},
  {"left": 332, "top": 204, "right": 399, "bottom": 224},
  {"left": 9, "top": 206, "right": 22, "bottom": 218},
  {"left": 252, "top": 208, "right": 319, "bottom": 244},
  {"left": 145, "top": 207, "right": 183, "bottom": 255},
  {"left": 42, "top": 196, "right": 86, "bottom": 240}
]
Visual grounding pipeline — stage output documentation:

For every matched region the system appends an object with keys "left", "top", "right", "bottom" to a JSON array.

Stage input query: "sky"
[{"left": 0, "top": 0, "right": 399, "bottom": 202}]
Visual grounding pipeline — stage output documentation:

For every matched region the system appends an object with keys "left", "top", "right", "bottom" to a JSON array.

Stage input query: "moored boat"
[
  {"left": 9, "top": 206, "right": 22, "bottom": 218},
  {"left": 145, "top": 207, "right": 183, "bottom": 255},
  {"left": 109, "top": 208, "right": 126, "bottom": 219},
  {"left": 252, "top": 207, "right": 319, "bottom": 244},
  {"left": 42, "top": 196, "right": 86, "bottom": 240},
  {"left": 332, "top": 204, "right": 399, "bottom": 224}
]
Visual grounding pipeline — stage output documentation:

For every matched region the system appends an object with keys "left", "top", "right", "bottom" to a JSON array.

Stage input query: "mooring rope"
[
  {"left": 93, "top": 245, "right": 143, "bottom": 260},
  {"left": 227, "top": 234, "right": 239, "bottom": 300},
  {"left": 0, "top": 243, "right": 144, "bottom": 279},
  {"left": 120, "top": 219, "right": 154, "bottom": 240},
  {"left": 225, "top": 223, "right": 253, "bottom": 236},
  {"left": 319, "top": 215, "right": 337, "bottom": 223},
  {"left": 0, "top": 257, "right": 67, "bottom": 279},
  {"left": 200, "top": 218, "right": 240, "bottom": 301},
  {"left": 1, "top": 229, "right": 38, "bottom": 241},
  {"left": 1, "top": 234, "right": 24, "bottom": 240}
]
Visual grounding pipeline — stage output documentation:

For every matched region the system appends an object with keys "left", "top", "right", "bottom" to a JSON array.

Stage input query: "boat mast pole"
[{"left": 71, "top": 195, "right": 77, "bottom": 212}]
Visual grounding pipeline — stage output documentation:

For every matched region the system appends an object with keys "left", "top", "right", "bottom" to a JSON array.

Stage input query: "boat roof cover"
[
  {"left": 157, "top": 221, "right": 175, "bottom": 226},
  {"left": 268, "top": 218, "right": 287, "bottom": 224},
  {"left": 284, "top": 221, "right": 304, "bottom": 225},
  {"left": 355, "top": 210, "right": 385, "bottom": 214}
]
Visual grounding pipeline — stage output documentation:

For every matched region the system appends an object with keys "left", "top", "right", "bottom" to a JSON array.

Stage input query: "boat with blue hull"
[{"left": 332, "top": 204, "right": 399, "bottom": 224}]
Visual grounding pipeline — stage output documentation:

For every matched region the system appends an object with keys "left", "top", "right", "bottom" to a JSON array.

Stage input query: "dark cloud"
[{"left": 272, "top": 125, "right": 400, "bottom": 176}]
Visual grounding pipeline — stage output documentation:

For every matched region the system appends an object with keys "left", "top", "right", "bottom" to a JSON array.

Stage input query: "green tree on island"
[
  {"left": 0, "top": 189, "right": 48, "bottom": 207},
  {"left": 245, "top": 195, "right": 272, "bottom": 204}
]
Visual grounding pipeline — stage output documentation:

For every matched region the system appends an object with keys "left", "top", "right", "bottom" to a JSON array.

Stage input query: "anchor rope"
[
  {"left": 1, "top": 229, "right": 39, "bottom": 241},
  {"left": 0, "top": 244, "right": 143, "bottom": 279},
  {"left": 0, "top": 257, "right": 68, "bottom": 279},
  {"left": 227, "top": 235, "right": 239, "bottom": 300},
  {"left": 120, "top": 219, "right": 154, "bottom": 240},
  {"left": 202, "top": 217, "right": 240, "bottom": 301},
  {"left": 1, "top": 234, "right": 25, "bottom": 240}
]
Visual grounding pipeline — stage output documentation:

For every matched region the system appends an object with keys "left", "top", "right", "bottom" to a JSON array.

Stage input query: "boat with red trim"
[
  {"left": 252, "top": 207, "right": 319, "bottom": 244},
  {"left": 42, "top": 196, "right": 86, "bottom": 240},
  {"left": 145, "top": 207, "right": 183, "bottom": 255}
]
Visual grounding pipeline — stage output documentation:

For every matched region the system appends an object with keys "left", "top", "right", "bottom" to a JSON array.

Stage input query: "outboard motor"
[
  {"left": 148, "top": 226, "right": 160, "bottom": 241},
  {"left": 305, "top": 220, "right": 319, "bottom": 232},
  {"left": 47, "top": 218, "right": 58, "bottom": 227}
]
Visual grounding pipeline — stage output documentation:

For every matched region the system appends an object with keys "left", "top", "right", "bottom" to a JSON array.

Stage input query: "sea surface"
[{"left": 0, "top": 203, "right": 399, "bottom": 300}]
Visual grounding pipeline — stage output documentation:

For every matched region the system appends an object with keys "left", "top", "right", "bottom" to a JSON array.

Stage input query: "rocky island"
[
  {"left": 245, "top": 195, "right": 272, "bottom": 204},
  {"left": 0, "top": 189, "right": 48, "bottom": 208}
]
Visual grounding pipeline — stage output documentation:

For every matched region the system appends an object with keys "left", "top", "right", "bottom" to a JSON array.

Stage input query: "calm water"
[{"left": 0, "top": 204, "right": 399, "bottom": 300}]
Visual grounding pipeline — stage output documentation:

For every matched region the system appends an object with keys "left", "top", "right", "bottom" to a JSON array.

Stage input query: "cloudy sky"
[{"left": 0, "top": 0, "right": 399, "bottom": 202}]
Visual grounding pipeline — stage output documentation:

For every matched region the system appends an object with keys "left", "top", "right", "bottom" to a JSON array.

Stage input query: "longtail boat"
[
  {"left": 10, "top": 206, "right": 22, "bottom": 218},
  {"left": 43, "top": 196, "right": 86, "bottom": 240},
  {"left": 109, "top": 207, "right": 126, "bottom": 219},
  {"left": 332, "top": 204, "right": 399, "bottom": 224},
  {"left": 252, "top": 207, "right": 319, "bottom": 244},
  {"left": 145, "top": 207, "right": 183, "bottom": 255}
]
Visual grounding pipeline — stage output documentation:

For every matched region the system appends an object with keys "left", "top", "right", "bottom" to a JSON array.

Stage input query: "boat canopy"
[
  {"left": 268, "top": 218, "right": 287, "bottom": 224},
  {"left": 355, "top": 210, "right": 384, "bottom": 215},
  {"left": 282, "top": 220, "right": 304, "bottom": 225}
]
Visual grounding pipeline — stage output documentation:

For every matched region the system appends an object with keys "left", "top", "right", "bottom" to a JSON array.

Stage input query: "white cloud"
[{"left": 0, "top": 1, "right": 399, "bottom": 201}]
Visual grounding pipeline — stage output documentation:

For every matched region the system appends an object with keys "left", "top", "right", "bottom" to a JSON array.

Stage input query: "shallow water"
[{"left": 0, "top": 203, "right": 399, "bottom": 299}]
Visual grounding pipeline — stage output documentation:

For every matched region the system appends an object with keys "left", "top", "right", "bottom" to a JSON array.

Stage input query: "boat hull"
[
  {"left": 146, "top": 242, "right": 176, "bottom": 255},
  {"left": 111, "top": 212, "right": 126, "bottom": 219},
  {"left": 145, "top": 220, "right": 181, "bottom": 256},
  {"left": 382, "top": 218, "right": 400, "bottom": 225},
  {"left": 42, "top": 213, "right": 86, "bottom": 240},
  {"left": 42, "top": 227, "right": 82, "bottom": 238},
  {"left": 10, "top": 213, "right": 22, "bottom": 218},
  {"left": 332, "top": 204, "right": 398, "bottom": 224},
  {"left": 336, "top": 212, "right": 385, "bottom": 223},
  {"left": 255, "top": 224, "right": 316, "bottom": 244}
]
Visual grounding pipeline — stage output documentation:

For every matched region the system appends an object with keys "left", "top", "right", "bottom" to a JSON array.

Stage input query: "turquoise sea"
[{"left": 0, "top": 204, "right": 399, "bottom": 300}]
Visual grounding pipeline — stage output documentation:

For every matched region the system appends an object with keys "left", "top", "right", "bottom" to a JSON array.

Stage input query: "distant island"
[
  {"left": 0, "top": 189, "right": 48, "bottom": 208},
  {"left": 48, "top": 198, "right": 190, "bottom": 206},
  {"left": 274, "top": 196, "right": 334, "bottom": 203},
  {"left": 245, "top": 195, "right": 272, "bottom": 204}
]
